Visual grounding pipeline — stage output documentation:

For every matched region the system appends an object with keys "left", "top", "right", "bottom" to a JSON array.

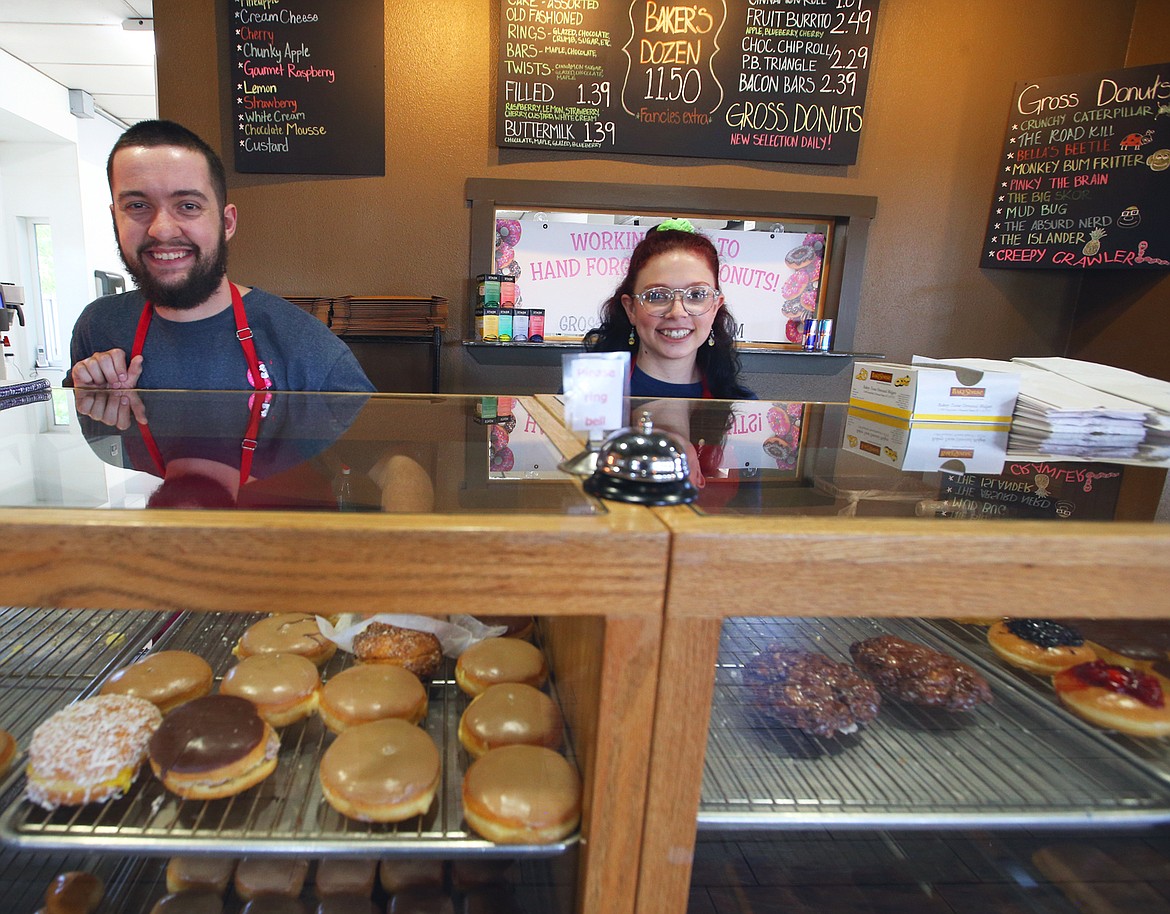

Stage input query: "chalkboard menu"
[
  {"left": 229, "top": 0, "right": 384, "bottom": 175},
  {"left": 938, "top": 462, "right": 1123, "bottom": 521},
  {"left": 497, "top": 0, "right": 879, "bottom": 165},
  {"left": 982, "top": 62, "right": 1170, "bottom": 270}
]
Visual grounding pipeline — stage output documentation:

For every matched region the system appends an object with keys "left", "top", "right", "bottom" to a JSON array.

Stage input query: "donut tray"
[
  {"left": 699, "top": 616, "right": 1170, "bottom": 829},
  {"left": 0, "top": 612, "right": 580, "bottom": 858}
]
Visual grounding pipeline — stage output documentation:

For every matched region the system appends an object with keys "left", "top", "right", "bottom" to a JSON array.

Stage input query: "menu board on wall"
[
  {"left": 497, "top": 0, "right": 879, "bottom": 165},
  {"left": 230, "top": 0, "right": 384, "bottom": 175},
  {"left": 982, "top": 62, "right": 1170, "bottom": 270}
]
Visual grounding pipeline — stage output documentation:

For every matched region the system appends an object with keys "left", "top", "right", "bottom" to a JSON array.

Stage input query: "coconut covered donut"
[{"left": 26, "top": 694, "right": 162, "bottom": 810}]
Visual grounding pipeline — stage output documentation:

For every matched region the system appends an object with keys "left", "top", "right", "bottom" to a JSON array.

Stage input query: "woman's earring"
[
  {"left": 707, "top": 330, "right": 715, "bottom": 346},
  {"left": 629, "top": 328, "right": 636, "bottom": 346}
]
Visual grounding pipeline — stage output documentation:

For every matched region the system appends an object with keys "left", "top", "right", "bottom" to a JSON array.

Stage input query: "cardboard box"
[
  {"left": 849, "top": 361, "right": 1019, "bottom": 423},
  {"left": 843, "top": 408, "right": 1008, "bottom": 473}
]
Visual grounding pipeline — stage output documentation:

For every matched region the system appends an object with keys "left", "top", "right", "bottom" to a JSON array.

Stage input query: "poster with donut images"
[
  {"left": 982, "top": 61, "right": 1170, "bottom": 270},
  {"left": 493, "top": 216, "right": 828, "bottom": 344}
]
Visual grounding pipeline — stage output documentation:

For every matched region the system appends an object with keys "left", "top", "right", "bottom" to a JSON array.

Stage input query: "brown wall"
[{"left": 156, "top": 0, "right": 1167, "bottom": 394}]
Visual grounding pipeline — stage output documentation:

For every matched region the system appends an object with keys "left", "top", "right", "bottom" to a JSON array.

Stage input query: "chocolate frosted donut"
[
  {"left": 319, "top": 718, "right": 439, "bottom": 822},
  {"left": 149, "top": 695, "right": 280, "bottom": 799},
  {"left": 461, "top": 745, "right": 580, "bottom": 844},
  {"left": 100, "top": 650, "right": 213, "bottom": 714},
  {"left": 458, "top": 683, "right": 563, "bottom": 758},
  {"left": 454, "top": 638, "right": 548, "bottom": 697},
  {"left": 220, "top": 653, "right": 321, "bottom": 727},
  {"left": 27, "top": 694, "right": 162, "bottom": 809},
  {"left": 235, "top": 614, "right": 336, "bottom": 667},
  {"left": 318, "top": 663, "right": 428, "bottom": 733}
]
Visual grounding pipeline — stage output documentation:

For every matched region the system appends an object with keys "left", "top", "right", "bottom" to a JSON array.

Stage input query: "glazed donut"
[
  {"left": 220, "top": 653, "right": 321, "bottom": 727},
  {"left": 352, "top": 623, "right": 443, "bottom": 679},
  {"left": 26, "top": 694, "right": 162, "bottom": 809},
  {"left": 313, "top": 896, "right": 378, "bottom": 914},
  {"left": 318, "top": 663, "right": 428, "bottom": 733},
  {"left": 149, "top": 894, "right": 224, "bottom": 914},
  {"left": 386, "top": 887, "right": 454, "bottom": 914},
  {"left": 472, "top": 616, "right": 535, "bottom": 640},
  {"left": 378, "top": 859, "right": 445, "bottom": 894},
  {"left": 458, "top": 683, "right": 563, "bottom": 758},
  {"left": 234, "top": 857, "right": 309, "bottom": 900},
  {"left": 165, "top": 856, "right": 235, "bottom": 895},
  {"left": 1054, "top": 660, "right": 1170, "bottom": 737},
  {"left": 99, "top": 650, "right": 213, "bottom": 714},
  {"left": 148, "top": 695, "right": 280, "bottom": 800},
  {"left": 313, "top": 857, "right": 376, "bottom": 898},
  {"left": 461, "top": 745, "right": 580, "bottom": 844},
  {"left": 988, "top": 619, "right": 1096, "bottom": 675},
  {"left": 319, "top": 718, "right": 440, "bottom": 822},
  {"left": 0, "top": 727, "right": 15, "bottom": 775},
  {"left": 43, "top": 871, "right": 103, "bottom": 914},
  {"left": 235, "top": 614, "right": 337, "bottom": 668},
  {"left": 454, "top": 639, "right": 548, "bottom": 697}
]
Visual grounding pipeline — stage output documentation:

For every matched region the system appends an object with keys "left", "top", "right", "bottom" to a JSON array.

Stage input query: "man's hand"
[
  {"left": 73, "top": 387, "right": 148, "bottom": 431},
  {"left": 70, "top": 349, "right": 143, "bottom": 389}
]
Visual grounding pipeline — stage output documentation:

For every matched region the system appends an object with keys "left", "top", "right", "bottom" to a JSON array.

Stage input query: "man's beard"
[{"left": 118, "top": 229, "right": 229, "bottom": 311}]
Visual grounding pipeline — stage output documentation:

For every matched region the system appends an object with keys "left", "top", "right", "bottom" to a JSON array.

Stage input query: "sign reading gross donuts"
[{"left": 497, "top": 0, "right": 880, "bottom": 165}]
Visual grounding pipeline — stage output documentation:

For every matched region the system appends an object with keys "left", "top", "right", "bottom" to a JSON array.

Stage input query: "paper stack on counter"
[
  {"left": 912, "top": 356, "right": 1158, "bottom": 463},
  {"left": 1013, "top": 357, "right": 1170, "bottom": 462}
]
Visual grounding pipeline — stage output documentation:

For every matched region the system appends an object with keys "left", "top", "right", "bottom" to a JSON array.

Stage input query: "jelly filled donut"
[
  {"left": 455, "top": 638, "right": 548, "bottom": 697},
  {"left": 319, "top": 718, "right": 440, "bottom": 822},
  {"left": 318, "top": 663, "right": 428, "bottom": 733},
  {"left": 100, "top": 650, "right": 213, "bottom": 714},
  {"left": 26, "top": 694, "right": 161, "bottom": 809},
  {"left": 988, "top": 619, "right": 1096, "bottom": 675},
  {"left": 149, "top": 695, "right": 280, "bottom": 800},
  {"left": 234, "top": 614, "right": 336, "bottom": 668},
  {"left": 462, "top": 745, "right": 580, "bottom": 844},
  {"left": 220, "top": 652, "right": 321, "bottom": 727}
]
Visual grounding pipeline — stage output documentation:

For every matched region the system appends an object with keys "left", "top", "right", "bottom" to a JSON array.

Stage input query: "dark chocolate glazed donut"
[{"left": 148, "top": 695, "right": 266, "bottom": 776}]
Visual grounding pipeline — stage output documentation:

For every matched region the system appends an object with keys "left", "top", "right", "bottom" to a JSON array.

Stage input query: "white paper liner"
[{"left": 318, "top": 613, "right": 507, "bottom": 658}]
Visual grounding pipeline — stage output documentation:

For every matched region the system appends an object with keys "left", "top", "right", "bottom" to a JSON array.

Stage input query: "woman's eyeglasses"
[{"left": 632, "top": 284, "right": 722, "bottom": 316}]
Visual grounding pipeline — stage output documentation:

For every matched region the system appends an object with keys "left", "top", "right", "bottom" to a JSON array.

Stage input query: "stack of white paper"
[{"left": 912, "top": 356, "right": 1158, "bottom": 462}]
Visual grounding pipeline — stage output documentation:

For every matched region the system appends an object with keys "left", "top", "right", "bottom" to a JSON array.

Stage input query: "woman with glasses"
[{"left": 583, "top": 222, "right": 755, "bottom": 399}]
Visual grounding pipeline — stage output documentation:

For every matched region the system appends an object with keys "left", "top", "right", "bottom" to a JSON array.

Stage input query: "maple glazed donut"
[
  {"left": 100, "top": 650, "right": 213, "bottom": 714},
  {"left": 43, "top": 871, "right": 104, "bottom": 914},
  {"left": 234, "top": 613, "right": 337, "bottom": 667},
  {"left": 26, "top": 694, "right": 162, "bottom": 810},
  {"left": 988, "top": 619, "right": 1096, "bottom": 675},
  {"left": 219, "top": 652, "right": 321, "bottom": 727},
  {"left": 454, "top": 638, "right": 548, "bottom": 697},
  {"left": 148, "top": 695, "right": 280, "bottom": 800},
  {"left": 351, "top": 623, "right": 443, "bottom": 679},
  {"left": 473, "top": 615, "right": 536, "bottom": 640},
  {"left": 458, "top": 683, "right": 563, "bottom": 759},
  {"left": 318, "top": 718, "right": 440, "bottom": 822},
  {"left": 462, "top": 745, "right": 580, "bottom": 844},
  {"left": 318, "top": 663, "right": 428, "bottom": 733},
  {"left": 1054, "top": 660, "right": 1170, "bottom": 737}
]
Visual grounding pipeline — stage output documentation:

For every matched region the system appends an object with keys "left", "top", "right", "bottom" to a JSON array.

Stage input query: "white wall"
[{"left": 0, "top": 48, "right": 127, "bottom": 377}]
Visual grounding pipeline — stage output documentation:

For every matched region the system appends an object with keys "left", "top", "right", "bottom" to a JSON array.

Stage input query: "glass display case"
[{"left": 0, "top": 389, "right": 668, "bottom": 914}]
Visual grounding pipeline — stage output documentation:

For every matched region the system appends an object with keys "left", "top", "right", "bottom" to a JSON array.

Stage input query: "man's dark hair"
[{"left": 107, "top": 119, "right": 228, "bottom": 207}]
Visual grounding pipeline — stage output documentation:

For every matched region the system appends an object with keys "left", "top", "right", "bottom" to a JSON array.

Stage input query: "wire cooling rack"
[
  {"left": 700, "top": 616, "right": 1170, "bottom": 829},
  {"left": 0, "top": 611, "right": 578, "bottom": 858}
]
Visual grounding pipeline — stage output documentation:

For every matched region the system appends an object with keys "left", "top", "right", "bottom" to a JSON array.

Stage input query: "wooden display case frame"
[
  {"left": 0, "top": 396, "right": 667, "bottom": 914},
  {"left": 635, "top": 507, "right": 1170, "bottom": 914}
]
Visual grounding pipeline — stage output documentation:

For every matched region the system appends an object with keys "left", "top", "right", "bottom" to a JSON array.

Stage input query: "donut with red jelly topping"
[
  {"left": 988, "top": 619, "right": 1096, "bottom": 675},
  {"left": 1053, "top": 660, "right": 1170, "bottom": 737}
]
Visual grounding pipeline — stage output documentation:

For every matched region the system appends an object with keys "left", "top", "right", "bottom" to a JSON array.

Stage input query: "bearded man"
[{"left": 67, "top": 120, "right": 373, "bottom": 393}]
